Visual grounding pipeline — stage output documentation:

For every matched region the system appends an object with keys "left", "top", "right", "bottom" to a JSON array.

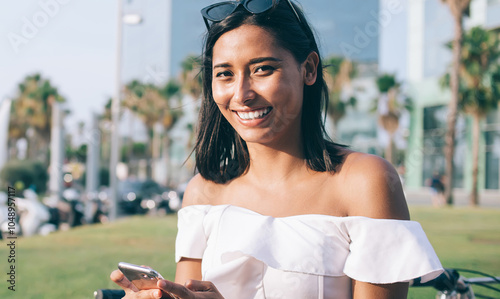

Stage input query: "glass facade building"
[{"left": 380, "top": 0, "right": 500, "bottom": 193}]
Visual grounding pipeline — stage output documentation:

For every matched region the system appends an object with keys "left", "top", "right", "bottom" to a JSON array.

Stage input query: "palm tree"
[
  {"left": 9, "top": 73, "right": 66, "bottom": 163},
  {"left": 99, "top": 98, "right": 113, "bottom": 165},
  {"left": 440, "top": 0, "right": 472, "bottom": 205},
  {"left": 159, "top": 79, "right": 182, "bottom": 186},
  {"left": 324, "top": 56, "right": 357, "bottom": 134},
  {"left": 122, "top": 81, "right": 166, "bottom": 178},
  {"left": 8, "top": 99, "right": 28, "bottom": 159},
  {"left": 441, "top": 26, "right": 500, "bottom": 206},
  {"left": 160, "top": 79, "right": 182, "bottom": 131},
  {"left": 374, "top": 74, "right": 412, "bottom": 166},
  {"left": 101, "top": 98, "right": 113, "bottom": 122},
  {"left": 180, "top": 55, "right": 203, "bottom": 158},
  {"left": 122, "top": 80, "right": 182, "bottom": 182},
  {"left": 180, "top": 55, "right": 203, "bottom": 101}
]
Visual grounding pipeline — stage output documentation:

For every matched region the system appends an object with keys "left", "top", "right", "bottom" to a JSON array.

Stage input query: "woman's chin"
[{"left": 237, "top": 130, "right": 293, "bottom": 146}]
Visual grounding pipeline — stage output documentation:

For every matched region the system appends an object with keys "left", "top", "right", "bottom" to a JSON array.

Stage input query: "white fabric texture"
[{"left": 175, "top": 204, "right": 443, "bottom": 299}]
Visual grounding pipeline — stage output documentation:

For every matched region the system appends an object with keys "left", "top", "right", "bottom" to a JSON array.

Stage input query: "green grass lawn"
[
  {"left": 0, "top": 215, "right": 179, "bottom": 299},
  {"left": 408, "top": 206, "right": 500, "bottom": 299},
  {"left": 0, "top": 206, "right": 499, "bottom": 299}
]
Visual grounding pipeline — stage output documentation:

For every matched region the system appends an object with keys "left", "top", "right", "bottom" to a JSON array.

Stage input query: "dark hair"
[{"left": 195, "top": 0, "right": 346, "bottom": 184}]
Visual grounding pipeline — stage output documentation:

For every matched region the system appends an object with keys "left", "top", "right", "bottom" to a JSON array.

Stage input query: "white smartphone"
[{"left": 118, "top": 262, "right": 164, "bottom": 290}]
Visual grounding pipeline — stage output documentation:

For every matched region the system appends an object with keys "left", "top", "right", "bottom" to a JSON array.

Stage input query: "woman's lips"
[{"left": 235, "top": 107, "right": 272, "bottom": 120}]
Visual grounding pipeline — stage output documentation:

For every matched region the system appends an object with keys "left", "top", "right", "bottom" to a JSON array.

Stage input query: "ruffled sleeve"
[
  {"left": 175, "top": 205, "right": 211, "bottom": 262},
  {"left": 342, "top": 217, "right": 443, "bottom": 284}
]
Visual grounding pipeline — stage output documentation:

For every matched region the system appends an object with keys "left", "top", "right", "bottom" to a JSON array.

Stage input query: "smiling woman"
[{"left": 111, "top": 1, "right": 444, "bottom": 298}]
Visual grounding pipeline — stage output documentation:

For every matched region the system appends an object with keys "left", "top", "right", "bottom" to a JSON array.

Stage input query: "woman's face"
[{"left": 211, "top": 24, "right": 316, "bottom": 147}]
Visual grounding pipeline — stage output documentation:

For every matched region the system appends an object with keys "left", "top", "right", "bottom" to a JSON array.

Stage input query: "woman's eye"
[
  {"left": 215, "top": 71, "right": 232, "bottom": 78},
  {"left": 255, "top": 65, "right": 275, "bottom": 74}
]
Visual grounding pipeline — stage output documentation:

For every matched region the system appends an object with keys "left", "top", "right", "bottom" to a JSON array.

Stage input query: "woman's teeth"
[{"left": 237, "top": 107, "right": 271, "bottom": 120}]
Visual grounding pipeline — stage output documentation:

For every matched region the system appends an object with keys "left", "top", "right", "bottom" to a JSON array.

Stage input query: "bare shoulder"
[
  {"left": 181, "top": 174, "right": 222, "bottom": 208},
  {"left": 338, "top": 152, "right": 410, "bottom": 220}
]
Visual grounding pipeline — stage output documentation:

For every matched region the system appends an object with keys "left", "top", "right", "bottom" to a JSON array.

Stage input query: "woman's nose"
[{"left": 232, "top": 74, "right": 255, "bottom": 105}]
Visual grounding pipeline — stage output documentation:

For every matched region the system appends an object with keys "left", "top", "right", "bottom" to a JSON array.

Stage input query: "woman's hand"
[
  {"left": 158, "top": 279, "right": 224, "bottom": 299},
  {"left": 111, "top": 269, "right": 223, "bottom": 299},
  {"left": 110, "top": 269, "right": 165, "bottom": 298}
]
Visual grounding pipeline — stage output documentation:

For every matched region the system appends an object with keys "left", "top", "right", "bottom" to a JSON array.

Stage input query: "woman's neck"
[{"left": 244, "top": 140, "right": 308, "bottom": 185}]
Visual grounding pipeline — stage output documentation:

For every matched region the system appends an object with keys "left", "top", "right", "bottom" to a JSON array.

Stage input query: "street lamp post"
[
  {"left": 108, "top": 0, "right": 124, "bottom": 222},
  {"left": 49, "top": 102, "right": 64, "bottom": 203},
  {"left": 109, "top": 0, "right": 143, "bottom": 221}
]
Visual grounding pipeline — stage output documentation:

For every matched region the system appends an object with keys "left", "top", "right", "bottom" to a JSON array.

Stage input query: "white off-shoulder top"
[{"left": 175, "top": 204, "right": 443, "bottom": 299}]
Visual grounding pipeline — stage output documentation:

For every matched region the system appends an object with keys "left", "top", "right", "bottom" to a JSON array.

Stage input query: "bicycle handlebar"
[
  {"left": 410, "top": 268, "right": 462, "bottom": 292},
  {"left": 94, "top": 289, "right": 125, "bottom": 299}
]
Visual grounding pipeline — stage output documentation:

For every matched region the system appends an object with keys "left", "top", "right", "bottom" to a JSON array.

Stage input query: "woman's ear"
[{"left": 303, "top": 51, "right": 319, "bottom": 86}]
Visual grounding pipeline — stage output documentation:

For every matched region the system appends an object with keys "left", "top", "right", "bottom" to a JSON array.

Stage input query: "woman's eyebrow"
[
  {"left": 213, "top": 57, "right": 282, "bottom": 69},
  {"left": 213, "top": 63, "right": 231, "bottom": 69},
  {"left": 249, "top": 57, "right": 282, "bottom": 64}
]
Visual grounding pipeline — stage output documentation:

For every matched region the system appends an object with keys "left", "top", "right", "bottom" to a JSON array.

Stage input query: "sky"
[{"left": 1, "top": 0, "right": 118, "bottom": 132}]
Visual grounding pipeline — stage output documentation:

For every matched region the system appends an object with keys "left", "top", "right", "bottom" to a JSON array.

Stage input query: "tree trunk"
[
  {"left": 7, "top": 138, "right": 20, "bottom": 160},
  {"left": 27, "top": 129, "right": 36, "bottom": 160},
  {"left": 385, "top": 135, "right": 394, "bottom": 166},
  {"left": 443, "top": 14, "right": 463, "bottom": 206},
  {"left": 470, "top": 115, "right": 480, "bottom": 206},
  {"left": 127, "top": 116, "right": 134, "bottom": 163},
  {"left": 330, "top": 118, "right": 339, "bottom": 138},
  {"left": 163, "top": 134, "right": 171, "bottom": 187},
  {"left": 146, "top": 128, "right": 154, "bottom": 179},
  {"left": 39, "top": 134, "right": 51, "bottom": 166},
  {"left": 151, "top": 125, "right": 162, "bottom": 181},
  {"left": 27, "top": 136, "right": 34, "bottom": 160},
  {"left": 101, "top": 125, "right": 110, "bottom": 166}
]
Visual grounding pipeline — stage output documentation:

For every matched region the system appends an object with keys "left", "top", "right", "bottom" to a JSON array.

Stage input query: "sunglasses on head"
[{"left": 201, "top": 0, "right": 301, "bottom": 29}]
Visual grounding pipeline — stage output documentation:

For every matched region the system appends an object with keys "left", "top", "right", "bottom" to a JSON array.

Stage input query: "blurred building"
[{"left": 379, "top": 0, "right": 500, "bottom": 193}]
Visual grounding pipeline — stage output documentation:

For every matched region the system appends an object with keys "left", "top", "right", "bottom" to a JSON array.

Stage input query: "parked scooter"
[
  {"left": 62, "top": 187, "right": 85, "bottom": 227},
  {"left": 84, "top": 188, "right": 110, "bottom": 224},
  {"left": 1, "top": 189, "right": 57, "bottom": 237}
]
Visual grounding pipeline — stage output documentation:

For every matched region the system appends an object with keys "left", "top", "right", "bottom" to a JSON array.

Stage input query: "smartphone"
[{"left": 118, "top": 262, "right": 164, "bottom": 290}]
